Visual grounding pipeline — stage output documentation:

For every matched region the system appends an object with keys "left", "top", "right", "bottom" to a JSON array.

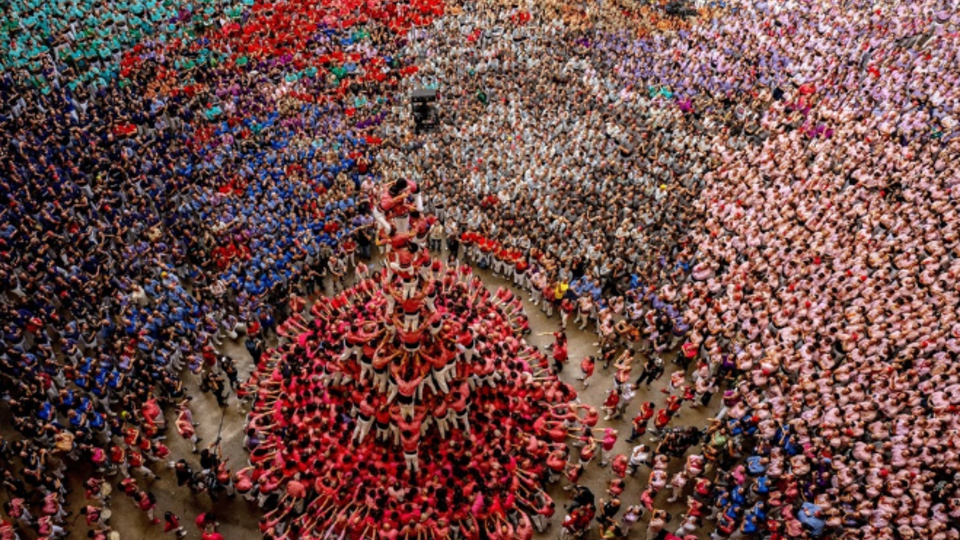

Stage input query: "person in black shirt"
[
  {"left": 567, "top": 484, "right": 595, "bottom": 513},
  {"left": 173, "top": 459, "right": 194, "bottom": 487},
  {"left": 245, "top": 337, "right": 263, "bottom": 364},
  {"left": 598, "top": 497, "right": 621, "bottom": 527},
  {"left": 219, "top": 356, "right": 240, "bottom": 391},
  {"left": 446, "top": 234, "right": 460, "bottom": 260},
  {"left": 199, "top": 448, "right": 220, "bottom": 474},
  {"left": 636, "top": 356, "right": 665, "bottom": 388},
  {"left": 2, "top": 469, "right": 28, "bottom": 499},
  {"left": 356, "top": 226, "right": 373, "bottom": 260}
]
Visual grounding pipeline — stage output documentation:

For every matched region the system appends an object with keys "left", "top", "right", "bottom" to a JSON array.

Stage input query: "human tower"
[{"left": 242, "top": 179, "right": 578, "bottom": 538}]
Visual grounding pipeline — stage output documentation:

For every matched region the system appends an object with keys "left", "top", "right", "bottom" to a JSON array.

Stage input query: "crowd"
[
  {"left": 0, "top": 0, "right": 240, "bottom": 93},
  {"left": 1, "top": 0, "right": 960, "bottom": 538},
  {"left": 0, "top": 0, "right": 434, "bottom": 537},
  {"left": 398, "top": 0, "right": 960, "bottom": 538}
]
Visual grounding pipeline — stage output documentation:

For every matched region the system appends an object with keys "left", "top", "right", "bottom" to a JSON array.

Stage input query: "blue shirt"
[
  {"left": 747, "top": 455, "right": 767, "bottom": 475},
  {"left": 799, "top": 503, "right": 825, "bottom": 536}
]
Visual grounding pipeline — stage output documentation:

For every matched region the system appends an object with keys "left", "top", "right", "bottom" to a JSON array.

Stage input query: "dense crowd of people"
[
  {"left": 1, "top": 0, "right": 960, "bottom": 538},
  {"left": 0, "top": 0, "right": 238, "bottom": 93},
  {"left": 402, "top": 0, "right": 960, "bottom": 538},
  {"left": 0, "top": 0, "right": 424, "bottom": 537}
]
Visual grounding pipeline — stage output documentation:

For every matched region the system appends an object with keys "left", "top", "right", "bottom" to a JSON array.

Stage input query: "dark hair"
[{"left": 390, "top": 178, "right": 408, "bottom": 196}]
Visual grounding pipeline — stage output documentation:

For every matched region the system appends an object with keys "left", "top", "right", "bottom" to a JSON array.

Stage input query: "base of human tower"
[{"left": 240, "top": 186, "right": 583, "bottom": 539}]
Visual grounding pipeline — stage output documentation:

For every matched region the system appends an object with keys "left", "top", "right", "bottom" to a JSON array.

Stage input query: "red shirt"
[
  {"left": 137, "top": 495, "right": 154, "bottom": 511},
  {"left": 400, "top": 298, "right": 421, "bottom": 313},
  {"left": 580, "top": 358, "right": 595, "bottom": 376},
  {"left": 164, "top": 514, "right": 181, "bottom": 533},
  {"left": 603, "top": 392, "right": 619, "bottom": 409},
  {"left": 537, "top": 504, "right": 555, "bottom": 518}
]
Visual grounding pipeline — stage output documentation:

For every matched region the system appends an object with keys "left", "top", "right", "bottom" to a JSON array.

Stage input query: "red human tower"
[{"left": 241, "top": 178, "right": 577, "bottom": 539}]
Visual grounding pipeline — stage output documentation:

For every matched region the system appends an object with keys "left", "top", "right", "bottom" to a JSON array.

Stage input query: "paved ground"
[{"left": 51, "top": 248, "right": 718, "bottom": 540}]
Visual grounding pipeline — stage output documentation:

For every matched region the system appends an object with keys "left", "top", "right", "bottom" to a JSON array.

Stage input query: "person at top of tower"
[{"left": 374, "top": 178, "right": 422, "bottom": 234}]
